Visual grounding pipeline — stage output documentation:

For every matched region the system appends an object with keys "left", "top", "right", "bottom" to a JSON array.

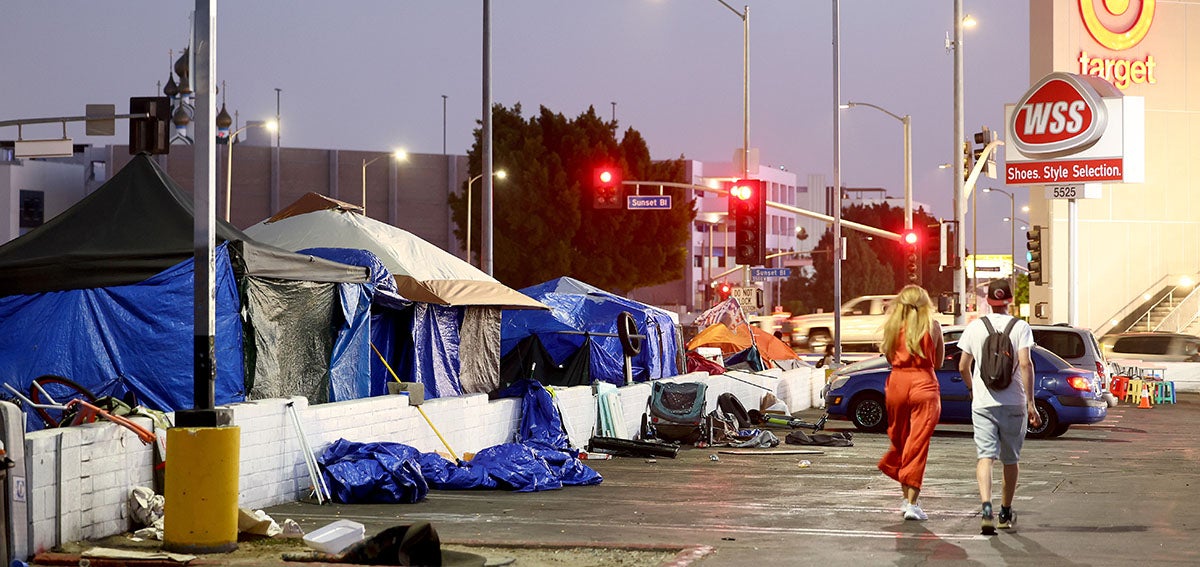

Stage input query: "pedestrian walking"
[
  {"left": 877, "top": 285, "right": 944, "bottom": 521},
  {"left": 956, "top": 279, "right": 1040, "bottom": 535}
]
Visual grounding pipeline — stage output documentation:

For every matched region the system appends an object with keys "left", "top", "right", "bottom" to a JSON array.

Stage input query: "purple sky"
[{"left": 2, "top": 0, "right": 1031, "bottom": 253}]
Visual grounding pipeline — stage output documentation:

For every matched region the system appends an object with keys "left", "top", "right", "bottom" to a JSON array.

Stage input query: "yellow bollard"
[{"left": 163, "top": 426, "right": 240, "bottom": 553}]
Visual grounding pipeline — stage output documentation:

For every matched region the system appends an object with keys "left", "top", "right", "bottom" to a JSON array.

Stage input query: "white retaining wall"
[{"left": 19, "top": 367, "right": 825, "bottom": 557}]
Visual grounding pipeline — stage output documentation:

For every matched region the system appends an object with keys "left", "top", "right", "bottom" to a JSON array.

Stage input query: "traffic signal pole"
[{"left": 628, "top": 181, "right": 906, "bottom": 241}]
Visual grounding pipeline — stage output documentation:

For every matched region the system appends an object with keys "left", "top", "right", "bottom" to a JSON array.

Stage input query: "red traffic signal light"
[
  {"left": 730, "top": 182, "right": 753, "bottom": 201},
  {"left": 902, "top": 230, "right": 919, "bottom": 246},
  {"left": 727, "top": 179, "right": 766, "bottom": 266},
  {"left": 716, "top": 282, "right": 733, "bottom": 300},
  {"left": 592, "top": 167, "right": 622, "bottom": 209}
]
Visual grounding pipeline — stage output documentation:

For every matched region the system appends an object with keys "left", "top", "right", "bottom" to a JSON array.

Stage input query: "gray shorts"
[{"left": 972, "top": 405, "right": 1027, "bottom": 464}]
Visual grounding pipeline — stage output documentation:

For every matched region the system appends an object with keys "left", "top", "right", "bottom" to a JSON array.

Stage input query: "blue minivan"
[{"left": 823, "top": 338, "right": 1107, "bottom": 438}]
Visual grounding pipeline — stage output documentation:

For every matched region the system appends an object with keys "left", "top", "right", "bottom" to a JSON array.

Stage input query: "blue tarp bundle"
[
  {"left": 319, "top": 439, "right": 430, "bottom": 504},
  {"left": 501, "top": 277, "right": 681, "bottom": 386},
  {"left": 0, "top": 243, "right": 246, "bottom": 423},
  {"left": 318, "top": 379, "right": 600, "bottom": 503}
]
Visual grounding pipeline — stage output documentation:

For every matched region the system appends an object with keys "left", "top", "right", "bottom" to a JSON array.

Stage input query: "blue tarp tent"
[
  {"left": 246, "top": 194, "right": 548, "bottom": 399},
  {"left": 501, "top": 277, "right": 681, "bottom": 386},
  {"left": 0, "top": 155, "right": 372, "bottom": 423}
]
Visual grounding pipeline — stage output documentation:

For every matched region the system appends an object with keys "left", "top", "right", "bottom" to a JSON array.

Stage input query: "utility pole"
[{"left": 952, "top": 0, "right": 967, "bottom": 325}]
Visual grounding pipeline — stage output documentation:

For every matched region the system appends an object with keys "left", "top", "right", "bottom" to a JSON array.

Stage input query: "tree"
[{"left": 450, "top": 104, "right": 695, "bottom": 292}]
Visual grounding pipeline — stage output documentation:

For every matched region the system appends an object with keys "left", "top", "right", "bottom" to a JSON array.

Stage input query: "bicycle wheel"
[{"left": 29, "top": 375, "right": 97, "bottom": 428}]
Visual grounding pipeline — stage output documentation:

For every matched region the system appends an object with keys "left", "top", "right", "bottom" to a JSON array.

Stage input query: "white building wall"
[
  {"left": 0, "top": 159, "right": 87, "bottom": 244},
  {"left": 1030, "top": 0, "right": 1200, "bottom": 330}
]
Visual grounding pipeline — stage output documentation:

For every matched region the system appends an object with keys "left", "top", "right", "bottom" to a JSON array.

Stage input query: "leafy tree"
[{"left": 450, "top": 104, "right": 694, "bottom": 292}]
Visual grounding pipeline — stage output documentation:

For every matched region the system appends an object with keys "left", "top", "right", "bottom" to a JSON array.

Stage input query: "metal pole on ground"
[{"left": 166, "top": 0, "right": 240, "bottom": 554}]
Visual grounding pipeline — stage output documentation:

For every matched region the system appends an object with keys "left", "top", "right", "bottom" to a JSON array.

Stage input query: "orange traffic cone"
[{"left": 1138, "top": 382, "right": 1153, "bottom": 409}]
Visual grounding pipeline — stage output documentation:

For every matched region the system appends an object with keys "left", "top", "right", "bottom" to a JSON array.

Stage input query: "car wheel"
[
  {"left": 849, "top": 392, "right": 887, "bottom": 433},
  {"left": 808, "top": 329, "right": 832, "bottom": 352},
  {"left": 1026, "top": 400, "right": 1058, "bottom": 439}
]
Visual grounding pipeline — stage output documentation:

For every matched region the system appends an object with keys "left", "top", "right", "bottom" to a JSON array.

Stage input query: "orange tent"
[{"left": 687, "top": 323, "right": 800, "bottom": 368}]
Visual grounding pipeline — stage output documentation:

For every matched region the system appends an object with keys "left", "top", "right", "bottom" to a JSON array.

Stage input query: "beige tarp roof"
[{"left": 245, "top": 194, "right": 546, "bottom": 310}]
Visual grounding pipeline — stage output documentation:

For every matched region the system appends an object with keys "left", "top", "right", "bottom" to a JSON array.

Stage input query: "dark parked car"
[
  {"left": 1099, "top": 332, "right": 1200, "bottom": 363},
  {"left": 822, "top": 338, "right": 1107, "bottom": 438}
]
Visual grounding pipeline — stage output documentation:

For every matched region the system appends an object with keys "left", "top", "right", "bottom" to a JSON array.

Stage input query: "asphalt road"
[{"left": 268, "top": 393, "right": 1200, "bottom": 566}]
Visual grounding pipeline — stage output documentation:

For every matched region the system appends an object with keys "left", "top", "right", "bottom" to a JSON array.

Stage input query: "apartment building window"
[{"left": 19, "top": 190, "right": 44, "bottom": 228}]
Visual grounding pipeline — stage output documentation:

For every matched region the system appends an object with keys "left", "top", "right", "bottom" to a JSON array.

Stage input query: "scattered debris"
[{"left": 238, "top": 508, "right": 283, "bottom": 537}]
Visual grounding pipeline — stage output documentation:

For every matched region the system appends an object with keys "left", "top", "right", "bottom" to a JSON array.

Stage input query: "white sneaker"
[
  {"left": 900, "top": 500, "right": 911, "bottom": 517},
  {"left": 904, "top": 503, "right": 928, "bottom": 521}
]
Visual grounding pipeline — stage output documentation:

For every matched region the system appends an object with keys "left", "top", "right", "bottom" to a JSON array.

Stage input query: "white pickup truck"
[{"left": 785, "top": 295, "right": 954, "bottom": 352}]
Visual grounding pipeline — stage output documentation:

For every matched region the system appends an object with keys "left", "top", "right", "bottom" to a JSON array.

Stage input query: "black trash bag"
[{"left": 785, "top": 430, "right": 854, "bottom": 447}]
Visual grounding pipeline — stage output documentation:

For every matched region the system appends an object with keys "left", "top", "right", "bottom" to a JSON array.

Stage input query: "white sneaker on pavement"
[
  {"left": 903, "top": 503, "right": 928, "bottom": 521},
  {"left": 900, "top": 500, "right": 911, "bottom": 517}
]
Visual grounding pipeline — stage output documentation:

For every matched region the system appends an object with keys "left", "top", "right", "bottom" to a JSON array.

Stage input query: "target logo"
[{"left": 1080, "top": 0, "right": 1155, "bottom": 51}]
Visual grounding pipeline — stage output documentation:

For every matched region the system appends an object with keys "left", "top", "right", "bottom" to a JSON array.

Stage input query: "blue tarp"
[
  {"left": 318, "top": 379, "right": 600, "bottom": 502},
  {"left": 326, "top": 281, "right": 376, "bottom": 402},
  {"left": 501, "top": 277, "right": 681, "bottom": 386},
  {"left": 319, "top": 439, "right": 430, "bottom": 504},
  {"left": 304, "top": 247, "right": 463, "bottom": 400},
  {"left": 0, "top": 243, "right": 246, "bottom": 420}
]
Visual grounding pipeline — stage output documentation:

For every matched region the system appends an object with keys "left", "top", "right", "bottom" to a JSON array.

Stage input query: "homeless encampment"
[
  {"left": 686, "top": 297, "right": 804, "bottom": 371},
  {"left": 244, "top": 193, "right": 547, "bottom": 399},
  {"left": 500, "top": 277, "right": 682, "bottom": 387},
  {"left": 0, "top": 154, "right": 373, "bottom": 417}
]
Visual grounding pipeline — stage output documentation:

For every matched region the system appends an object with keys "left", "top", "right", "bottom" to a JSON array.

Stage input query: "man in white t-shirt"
[{"left": 957, "top": 279, "right": 1040, "bottom": 535}]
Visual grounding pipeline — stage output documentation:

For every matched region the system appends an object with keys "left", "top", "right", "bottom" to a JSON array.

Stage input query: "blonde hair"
[{"left": 881, "top": 285, "right": 934, "bottom": 361}]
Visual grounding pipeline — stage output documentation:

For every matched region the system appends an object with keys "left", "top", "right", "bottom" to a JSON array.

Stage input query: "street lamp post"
[
  {"left": 843, "top": 101, "right": 912, "bottom": 230},
  {"left": 716, "top": 1, "right": 750, "bottom": 287},
  {"left": 466, "top": 170, "right": 506, "bottom": 266},
  {"left": 983, "top": 187, "right": 1016, "bottom": 293},
  {"left": 361, "top": 149, "right": 408, "bottom": 217},
  {"left": 225, "top": 120, "right": 276, "bottom": 221}
]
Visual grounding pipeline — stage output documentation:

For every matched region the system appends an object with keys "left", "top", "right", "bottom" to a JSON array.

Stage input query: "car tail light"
[
  {"left": 1067, "top": 375, "right": 1092, "bottom": 391},
  {"left": 1095, "top": 361, "right": 1107, "bottom": 385}
]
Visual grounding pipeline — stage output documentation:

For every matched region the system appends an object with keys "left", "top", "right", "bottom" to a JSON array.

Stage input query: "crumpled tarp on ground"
[{"left": 319, "top": 379, "right": 601, "bottom": 503}]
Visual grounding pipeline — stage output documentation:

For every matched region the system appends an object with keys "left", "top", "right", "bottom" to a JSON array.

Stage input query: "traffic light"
[
  {"left": 716, "top": 282, "right": 733, "bottom": 301},
  {"left": 972, "top": 126, "right": 997, "bottom": 179},
  {"left": 592, "top": 167, "right": 622, "bottom": 209},
  {"left": 728, "top": 179, "right": 766, "bottom": 266},
  {"left": 901, "top": 229, "right": 921, "bottom": 284},
  {"left": 925, "top": 222, "right": 942, "bottom": 267},
  {"left": 961, "top": 140, "right": 974, "bottom": 183},
  {"left": 129, "top": 96, "right": 171, "bottom": 155},
  {"left": 1026, "top": 225, "right": 1045, "bottom": 285}
]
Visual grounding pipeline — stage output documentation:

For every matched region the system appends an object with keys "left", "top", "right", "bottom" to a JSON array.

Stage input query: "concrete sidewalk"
[{"left": 261, "top": 393, "right": 1200, "bottom": 565}]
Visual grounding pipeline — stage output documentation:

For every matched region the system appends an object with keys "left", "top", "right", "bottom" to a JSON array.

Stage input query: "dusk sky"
[{"left": 2, "top": 1, "right": 1031, "bottom": 253}]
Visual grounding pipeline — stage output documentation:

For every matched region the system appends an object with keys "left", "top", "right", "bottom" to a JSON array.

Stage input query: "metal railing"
[
  {"left": 1096, "top": 275, "right": 1173, "bottom": 337},
  {"left": 1154, "top": 284, "right": 1200, "bottom": 333}
]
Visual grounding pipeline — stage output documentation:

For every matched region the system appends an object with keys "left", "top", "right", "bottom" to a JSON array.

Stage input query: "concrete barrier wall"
[{"left": 19, "top": 367, "right": 825, "bottom": 556}]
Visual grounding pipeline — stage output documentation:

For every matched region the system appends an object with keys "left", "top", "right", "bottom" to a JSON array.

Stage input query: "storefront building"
[{"left": 1025, "top": 0, "right": 1199, "bottom": 332}]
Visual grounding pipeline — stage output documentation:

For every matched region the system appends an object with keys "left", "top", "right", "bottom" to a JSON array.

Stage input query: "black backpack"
[{"left": 979, "top": 317, "right": 1019, "bottom": 390}]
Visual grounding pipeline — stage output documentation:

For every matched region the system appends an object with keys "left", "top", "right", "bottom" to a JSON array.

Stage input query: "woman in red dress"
[{"left": 877, "top": 285, "right": 944, "bottom": 521}]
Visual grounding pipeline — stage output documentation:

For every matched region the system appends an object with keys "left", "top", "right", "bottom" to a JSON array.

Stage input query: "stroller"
[{"left": 641, "top": 381, "right": 708, "bottom": 443}]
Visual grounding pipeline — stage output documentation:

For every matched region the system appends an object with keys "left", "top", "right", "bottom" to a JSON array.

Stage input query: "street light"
[
  {"left": 716, "top": 1, "right": 749, "bottom": 181},
  {"left": 361, "top": 149, "right": 408, "bottom": 216},
  {"left": 842, "top": 101, "right": 912, "bottom": 230},
  {"left": 466, "top": 169, "right": 506, "bottom": 266},
  {"left": 983, "top": 187, "right": 1016, "bottom": 292},
  {"left": 225, "top": 119, "right": 277, "bottom": 221}
]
